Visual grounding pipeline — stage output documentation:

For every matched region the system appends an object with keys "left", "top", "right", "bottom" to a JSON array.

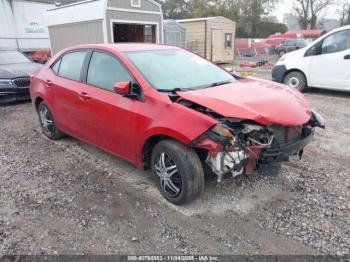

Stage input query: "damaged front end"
[{"left": 189, "top": 105, "right": 324, "bottom": 182}]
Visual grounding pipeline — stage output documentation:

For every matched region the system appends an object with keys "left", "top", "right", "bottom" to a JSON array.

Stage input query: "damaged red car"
[{"left": 30, "top": 44, "right": 325, "bottom": 205}]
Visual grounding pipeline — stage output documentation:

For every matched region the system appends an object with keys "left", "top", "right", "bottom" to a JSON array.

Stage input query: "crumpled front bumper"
[{"left": 259, "top": 129, "right": 314, "bottom": 163}]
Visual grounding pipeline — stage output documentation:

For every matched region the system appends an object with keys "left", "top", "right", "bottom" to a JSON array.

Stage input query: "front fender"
[{"left": 134, "top": 100, "right": 218, "bottom": 168}]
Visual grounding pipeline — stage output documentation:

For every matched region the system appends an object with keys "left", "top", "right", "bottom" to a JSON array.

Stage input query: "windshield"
[
  {"left": 0, "top": 50, "right": 31, "bottom": 65},
  {"left": 126, "top": 49, "right": 234, "bottom": 91}
]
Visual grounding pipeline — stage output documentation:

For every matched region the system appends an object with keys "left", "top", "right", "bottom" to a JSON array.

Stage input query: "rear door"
[
  {"left": 308, "top": 29, "right": 350, "bottom": 89},
  {"left": 49, "top": 50, "right": 89, "bottom": 136},
  {"left": 75, "top": 50, "right": 140, "bottom": 161}
]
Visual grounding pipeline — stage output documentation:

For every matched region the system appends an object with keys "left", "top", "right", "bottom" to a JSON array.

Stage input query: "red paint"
[
  {"left": 30, "top": 44, "right": 217, "bottom": 169},
  {"left": 240, "top": 62, "right": 257, "bottom": 68},
  {"left": 32, "top": 49, "right": 51, "bottom": 64},
  {"left": 177, "top": 77, "right": 312, "bottom": 127},
  {"left": 30, "top": 44, "right": 312, "bottom": 171},
  {"left": 114, "top": 81, "right": 131, "bottom": 95},
  {"left": 194, "top": 138, "right": 222, "bottom": 157},
  {"left": 268, "top": 30, "right": 325, "bottom": 40}
]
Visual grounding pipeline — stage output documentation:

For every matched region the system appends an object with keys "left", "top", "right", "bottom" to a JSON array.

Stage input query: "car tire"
[
  {"left": 284, "top": 71, "right": 307, "bottom": 92},
  {"left": 38, "top": 101, "right": 65, "bottom": 140},
  {"left": 151, "top": 140, "right": 204, "bottom": 205}
]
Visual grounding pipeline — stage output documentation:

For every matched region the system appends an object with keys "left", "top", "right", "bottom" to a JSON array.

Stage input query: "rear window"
[{"left": 57, "top": 51, "right": 87, "bottom": 81}]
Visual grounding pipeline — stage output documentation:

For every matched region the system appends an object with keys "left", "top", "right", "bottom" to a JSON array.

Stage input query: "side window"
[
  {"left": 225, "top": 33, "right": 232, "bottom": 48},
  {"left": 321, "top": 30, "right": 350, "bottom": 54},
  {"left": 51, "top": 59, "right": 61, "bottom": 74},
  {"left": 87, "top": 51, "right": 133, "bottom": 91},
  {"left": 305, "top": 41, "right": 322, "bottom": 57},
  {"left": 58, "top": 51, "right": 87, "bottom": 81}
]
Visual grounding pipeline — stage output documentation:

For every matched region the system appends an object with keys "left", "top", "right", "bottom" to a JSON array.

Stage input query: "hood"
[
  {"left": 0, "top": 63, "right": 41, "bottom": 79},
  {"left": 284, "top": 48, "right": 306, "bottom": 61},
  {"left": 177, "top": 77, "right": 312, "bottom": 126}
]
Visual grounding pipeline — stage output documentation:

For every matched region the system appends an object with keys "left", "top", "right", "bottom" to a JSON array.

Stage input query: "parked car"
[
  {"left": 272, "top": 25, "right": 350, "bottom": 91},
  {"left": 30, "top": 44, "right": 324, "bottom": 205},
  {"left": 0, "top": 48, "right": 41, "bottom": 104},
  {"left": 32, "top": 49, "right": 52, "bottom": 64},
  {"left": 275, "top": 39, "right": 307, "bottom": 56}
]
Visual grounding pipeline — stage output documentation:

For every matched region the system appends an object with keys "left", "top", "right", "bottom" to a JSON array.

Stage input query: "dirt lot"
[{"left": 1, "top": 87, "right": 350, "bottom": 255}]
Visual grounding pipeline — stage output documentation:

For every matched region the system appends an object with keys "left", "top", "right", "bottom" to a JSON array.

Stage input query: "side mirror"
[{"left": 113, "top": 81, "right": 131, "bottom": 95}]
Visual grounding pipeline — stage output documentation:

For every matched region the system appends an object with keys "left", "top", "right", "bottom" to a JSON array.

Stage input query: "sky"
[{"left": 273, "top": 0, "right": 342, "bottom": 22}]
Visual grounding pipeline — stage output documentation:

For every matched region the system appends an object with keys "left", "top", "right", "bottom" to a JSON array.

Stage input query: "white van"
[{"left": 272, "top": 25, "right": 350, "bottom": 92}]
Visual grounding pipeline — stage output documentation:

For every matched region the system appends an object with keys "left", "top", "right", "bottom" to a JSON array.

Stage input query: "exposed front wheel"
[
  {"left": 284, "top": 71, "right": 307, "bottom": 92},
  {"left": 38, "top": 101, "right": 65, "bottom": 140},
  {"left": 151, "top": 140, "right": 204, "bottom": 205}
]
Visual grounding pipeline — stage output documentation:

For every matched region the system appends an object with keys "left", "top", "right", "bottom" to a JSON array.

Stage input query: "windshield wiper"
[
  {"left": 157, "top": 87, "right": 191, "bottom": 93},
  {"left": 207, "top": 80, "right": 233, "bottom": 88}
]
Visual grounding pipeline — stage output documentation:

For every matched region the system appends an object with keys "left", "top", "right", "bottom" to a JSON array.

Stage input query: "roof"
[
  {"left": 47, "top": 0, "right": 162, "bottom": 26},
  {"left": 177, "top": 16, "right": 227, "bottom": 23},
  {"left": 25, "top": 0, "right": 79, "bottom": 4},
  {"left": 47, "top": 0, "right": 101, "bottom": 11},
  {"left": 114, "top": 43, "right": 180, "bottom": 52},
  {"left": 46, "top": 0, "right": 105, "bottom": 26},
  {"left": 60, "top": 43, "right": 180, "bottom": 53},
  {"left": 164, "top": 20, "right": 186, "bottom": 30},
  {"left": 48, "top": 0, "right": 160, "bottom": 10}
]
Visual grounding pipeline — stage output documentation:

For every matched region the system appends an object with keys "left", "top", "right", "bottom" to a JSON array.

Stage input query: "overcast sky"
[{"left": 273, "top": 0, "right": 341, "bottom": 22}]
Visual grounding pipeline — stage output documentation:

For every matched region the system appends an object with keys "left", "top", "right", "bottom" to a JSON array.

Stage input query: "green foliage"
[
  {"left": 156, "top": 0, "right": 193, "bottom": 19},
  {"left": 255, "top": 21, "right": 288, "bottom": 38},
  {"left": 158, "top": 0, "right": 286, "bottom": 38}
]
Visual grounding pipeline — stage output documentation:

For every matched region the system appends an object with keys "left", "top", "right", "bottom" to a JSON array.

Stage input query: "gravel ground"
[{"left": 0, "top": 87, "right": 349, "bottom": 255}]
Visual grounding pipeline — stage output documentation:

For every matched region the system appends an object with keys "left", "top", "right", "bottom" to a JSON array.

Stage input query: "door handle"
[
  {"left": 344, "top": 55, "right": 350, "bottom": 59},
  {"left": 45, "top": 80, "right": 53, "bottom": 87},
  {"left": 78, "top": 92, "right": 91, "bottom": 100}
]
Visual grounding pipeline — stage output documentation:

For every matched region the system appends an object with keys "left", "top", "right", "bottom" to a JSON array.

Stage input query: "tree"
[
  {"left": 157, "top": 0, "right": 193, "bottom": 19},
  {"left": 294, "top": 0, "right": 335, "bottom": 29},
  {"left": 340, "top": 1, "right": 350, "bottom": 26},
  {"left": 158, "top": 0, "right": 282, "bottom": 38},
  {"left": 253, "top": 21, "right": 288, "bottom": 38}
]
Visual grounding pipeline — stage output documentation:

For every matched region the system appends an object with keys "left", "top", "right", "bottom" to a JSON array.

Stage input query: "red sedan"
[{"left": 30, "top": 44, "right": 325, "bottom": 205}]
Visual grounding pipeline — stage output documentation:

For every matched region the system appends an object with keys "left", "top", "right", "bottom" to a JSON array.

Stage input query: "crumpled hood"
[
  {"left": 177, "top": 77, "right": 312, "bottom": 126},
  {"left": 0, "top": 63, "right": 41, "bottom": 79}
]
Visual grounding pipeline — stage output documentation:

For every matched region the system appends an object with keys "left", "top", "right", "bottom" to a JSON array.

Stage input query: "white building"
[{"left": 0, "top": 0, "right": 75, "bottom": 51}]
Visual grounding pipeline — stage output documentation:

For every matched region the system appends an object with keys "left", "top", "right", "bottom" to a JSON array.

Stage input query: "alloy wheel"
[
  {"left": 286, "top": 76, "right": 300, "bottom": 89},
  {"left": 154, "top": 152, "right": 182, "bottom": 198},
  {"left": 39, "top": 106, "right": 54, "bottom": 136}
]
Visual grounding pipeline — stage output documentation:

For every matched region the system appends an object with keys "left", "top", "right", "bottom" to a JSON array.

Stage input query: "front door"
[
  {"left": 75, "top": 50, "right": 140, "bottom": 161},
  {"left": 309, "top": 29, "right": 350, "bottom": 89},
  {"left": 211, "top": 29, "right": 223, "bottom": 62}
]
